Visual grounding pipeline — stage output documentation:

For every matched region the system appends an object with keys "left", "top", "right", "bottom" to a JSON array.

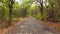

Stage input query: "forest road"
[{"left": 8, "top": 16, "right": 60, "bottom": 34}]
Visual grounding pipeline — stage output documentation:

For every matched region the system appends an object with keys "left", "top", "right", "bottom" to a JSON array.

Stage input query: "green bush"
[{"left": 35, "top": 12, "right": 43, "bottom": 20}]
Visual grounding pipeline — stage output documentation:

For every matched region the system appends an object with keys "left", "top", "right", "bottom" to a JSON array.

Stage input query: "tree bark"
[
  {"left": 9, "top": 0, "right": 14, "bottom": 26},
  {"left": 39, "top": 0, "right": 44, "bottom": 20}
]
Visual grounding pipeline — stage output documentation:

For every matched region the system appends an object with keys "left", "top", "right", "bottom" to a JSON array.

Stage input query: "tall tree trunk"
[
  {"left": 39, "top": 0, "right": 44, "bottom": 20},
  {"left": 9, "top": 0, "right": 14, "bottom": 26},
  {"left": 40, "top": 0, "right": 43, "bottom": 15}
]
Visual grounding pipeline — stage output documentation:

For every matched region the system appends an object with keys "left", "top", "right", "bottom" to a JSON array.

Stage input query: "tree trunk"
[
  {"left": 8, "top": 0, "right": 14, "bottom": 26},
  {"left": 39, "top": 0, "right": 44, "bottom": 20}
]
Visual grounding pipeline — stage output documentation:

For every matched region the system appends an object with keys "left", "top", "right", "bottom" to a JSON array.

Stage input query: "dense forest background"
[{"left": 0, "top": 0, "right": 60, "bottom": 29}]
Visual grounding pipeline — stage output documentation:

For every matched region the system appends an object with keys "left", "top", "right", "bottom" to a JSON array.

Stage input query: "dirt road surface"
[{"left": 8, "top": 16, "right": 60, "bottom": 34}]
